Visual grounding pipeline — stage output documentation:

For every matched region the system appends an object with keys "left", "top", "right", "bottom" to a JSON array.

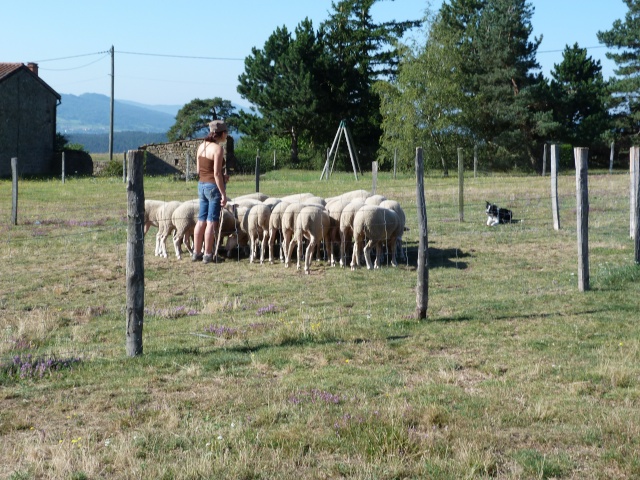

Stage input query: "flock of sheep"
[{"left": 144, "top": 189, "right": 406, "bottom": 274}]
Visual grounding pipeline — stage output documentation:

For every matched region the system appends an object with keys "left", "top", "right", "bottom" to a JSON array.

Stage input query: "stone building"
[
  {"left": 141, "top": 135, "right": 238, "bottom": 177},
  {"left": 0, "top": 62, "right": 61, "bottom": 177}
]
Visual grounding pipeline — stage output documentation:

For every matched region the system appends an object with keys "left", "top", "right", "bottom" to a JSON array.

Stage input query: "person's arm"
[{"left": 213, "top": 145, "right": 227, "bottom": 207}]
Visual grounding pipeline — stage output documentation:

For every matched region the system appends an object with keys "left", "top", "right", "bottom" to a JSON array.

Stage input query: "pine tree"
[
  {"left": 167, "top": 98, "right": 237, "bottom": 142},
  {"left": 597, "top": 0, "right": 640, "bottom": 141}
]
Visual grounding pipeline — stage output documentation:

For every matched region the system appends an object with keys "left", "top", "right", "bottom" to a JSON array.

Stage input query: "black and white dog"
[{"left": 485, "top": 202, "right": 513, "bottom": 226}]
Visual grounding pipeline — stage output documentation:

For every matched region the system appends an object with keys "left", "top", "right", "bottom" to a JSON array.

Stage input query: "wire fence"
[{"left": 1, "top": 159, "right": 638, "bottom": 367}]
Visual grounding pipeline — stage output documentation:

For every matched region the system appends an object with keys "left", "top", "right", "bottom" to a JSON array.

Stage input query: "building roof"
[{"left": 0, "top": 62, "right": 61, "bottom": 100}]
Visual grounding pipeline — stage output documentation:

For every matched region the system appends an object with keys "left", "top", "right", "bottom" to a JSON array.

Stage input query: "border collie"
[{"left": 485, "top": 202, "right": 513, "bottom": 226}]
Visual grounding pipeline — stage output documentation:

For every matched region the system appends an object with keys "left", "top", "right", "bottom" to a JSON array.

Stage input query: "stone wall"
[{"left": 141, "top": 137, "right": 237, "bottom": 177}]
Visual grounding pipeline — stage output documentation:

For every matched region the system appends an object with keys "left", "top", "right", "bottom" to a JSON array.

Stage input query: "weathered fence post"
[
  {"left": 631, "top": 146, "right": 639, "bottom": 239},
  {"left": 371, "top": 161, "right": 378, "bottom": 195},
  {"left": 575, "top": 147, "right": 589, "bottom": 292},
  {"left": 458, "top": 148, "right": 464, "bottom": 222},
  {"left": 542, "top": 143, "right": 548, "bottom": 177},
  {"left": 634, "top": 146, "right": 640, "bottom": 263},
  {"left": 394, "top": 148, "right": 398, "bottom": 179},
  {"left": 126, "top": 150, "right": 145, "bottom": 356},
  {"left": 415, "top": 147, "right": 429, "bottom": 320},
  {"left": 255, "top": 150, "right": 260, "bottom": 193},
  {"left": 609, "top": 140, "right": 615, "bottom": 174},
  {"left": 62, "top": 151, "right": 66, "bottom": 184},
  {"left": 11, "top": 157, "right": 18, "bottom": 226},
  {"left": 473, "top": 145, "right": 478, "bottom": 178},
  {"left": 551, "top": 145, "right": 560, "bottom": 230},
  {"left": 273, "top": 150, "right": 276, "bottom": 168}
]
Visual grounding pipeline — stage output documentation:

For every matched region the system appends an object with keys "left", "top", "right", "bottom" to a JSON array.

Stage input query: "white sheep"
[
  {"left": 325, "top": 198, "right": 354, "bottom": 266},
  {"left": 325, "top": 189, "right": 370, "bottom": 204},
  {"left": 364, "top": 194, "right": 387, "bottom": 206},
  {"left": 243, "top": 203, "right": 271, "bottom": 264},
  {"left": 338, "top": 199, "right": 365, "bottom": 267},
  {"left": 155, "top": 200, "right": 183, "bottom": 258},
  {"left": 214, "top": 203, "right": 242, "bottom": 259},
  {"left": 280, "top": 192, "right": 316, "bottom": 204},
  {"left": 170, "top": 199, "right": 200, "bottom": 259},
  {"left": 267, "top": 200, "right": 291, "bottom": 264},
  {"left": 351, "top": 204, "right": 400, "bottom": 270},
  {"left": 379, "top": 199, "right": 407, "bottom": 262},
  {"left": 280, "top": 202, "right": 306, "bottom": 265},
  {"left": 144, "top": 199, "right": 166, "bottom": 254},
  {"left": 287, "top": 204, "right": 331, "bottom": 274},
  {"left": 232, "top": 192, "right": 269, "bottom": 203}
]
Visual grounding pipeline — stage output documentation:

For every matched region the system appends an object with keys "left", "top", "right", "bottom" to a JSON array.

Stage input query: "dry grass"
[{"left": 1, "top": 168, "right": 639, "bottom": 479}]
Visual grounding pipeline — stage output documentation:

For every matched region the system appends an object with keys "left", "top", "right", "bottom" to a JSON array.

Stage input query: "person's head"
[{"left": 207, "top": 119, "right": 228, "bottom": 142}]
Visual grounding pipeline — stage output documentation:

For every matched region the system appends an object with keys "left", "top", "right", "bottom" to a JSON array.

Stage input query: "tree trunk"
[{"left": 290, "top": 126, "right": 299, "bottom": 164}]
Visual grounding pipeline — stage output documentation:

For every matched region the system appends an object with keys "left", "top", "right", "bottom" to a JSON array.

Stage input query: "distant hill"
[
  {"left": 57, "top": 93, "right": 178, "bottom": 134},
  {"left": 66, "top": 132, "right": 168, "bottom": 154}
]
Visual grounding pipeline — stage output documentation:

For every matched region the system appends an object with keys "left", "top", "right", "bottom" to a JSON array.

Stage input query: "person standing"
[{"left": 192, "top": 120, "right": 228, "bottom": 263}]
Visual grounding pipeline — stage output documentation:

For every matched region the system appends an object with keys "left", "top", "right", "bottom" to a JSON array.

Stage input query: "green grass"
[{"left": 1, "top": 169, "right": 639, "bottom": 479}]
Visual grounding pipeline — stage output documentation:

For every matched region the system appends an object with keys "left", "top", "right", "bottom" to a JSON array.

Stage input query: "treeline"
[
  {"left": 174, "top": 0, "right": 638, "bottom": 175},
  {"left": 67, "top": 132, "right": 168, "bottom": 153}
]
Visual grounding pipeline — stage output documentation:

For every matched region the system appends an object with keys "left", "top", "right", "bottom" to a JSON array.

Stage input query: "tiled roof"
[{"left": 0, "top": 63, "right": 24, "bottom": 80}]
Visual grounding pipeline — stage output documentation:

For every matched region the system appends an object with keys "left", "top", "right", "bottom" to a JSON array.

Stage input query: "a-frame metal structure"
[{"left": 320, "top": 120, "right": 362, "bottom": 180}]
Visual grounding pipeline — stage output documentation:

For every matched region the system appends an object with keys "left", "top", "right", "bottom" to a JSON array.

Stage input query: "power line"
[
  {"left": 33, "top": 51, "right": 110, "bottom": 62},
  {"left": 538, "top": 45, "right": 608, "bottom": 54},
  {"left": 117, "top": 50, "right": 244, "bottom": 61},
  {"left": 38, "top": 54, "right": 110, "bottom": 71}
]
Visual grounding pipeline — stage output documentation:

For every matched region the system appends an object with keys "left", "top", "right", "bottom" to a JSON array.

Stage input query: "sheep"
[
  {"left": 155, "top": 200, "right": 183, "bottom": 258},
  {"left": 379, "top": 199, "right": 407, "bottom": 262},
  {"left": 243, "top": 203, "right": 271, "bottom": 264},
  {"left": 267, "top": 200, "right": 291, "bottom": 264},
  {"left": 170, "top": 199, "right": 200, "bottom": 259},
  {"left": 287, "top": 204, "right": 331, "bottom": 274},
  {"left": 281, "top": 202, "right": 306, "bottom": 266},
  {"left": 214, "top": 203, "right": 242, "bottom": 259},
  {"left": 325, "top": 189, "right": 370, "bottom": 204},
  {"left": 351, "top": 204, "right": 401, "bottom": 270},
  {"left": 280, "top": 192, "right": 316, "bottom": 204},
  {"left": 263, "top": 197, "right": 282, "bottom": 209},
  {"left": 232, "top": 192, "right": 269, "bottom": 203},
  {"left": 364, "top": 194, "right": 387, "bottom": 206},
  {"left": 338, "top": 199, "right": 365, "bottom": 267},
  {"left": 325, "top": 198, "right": 354, "bottom": 266},
  {"left": 144, "top": 200, "right": 166, "bottom": 254}
]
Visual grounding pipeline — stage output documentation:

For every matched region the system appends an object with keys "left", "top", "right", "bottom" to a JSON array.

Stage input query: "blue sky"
[{"left": 3, "top": 0, "right": 629, "bottom": 109}]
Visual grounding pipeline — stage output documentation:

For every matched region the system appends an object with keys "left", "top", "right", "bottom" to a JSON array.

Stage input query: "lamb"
[
  {"left": 267, "top": 200, "right": 291, "bottom": 264},
  {"left": 338, "top": 199, "right": 365, "bottom": 267},
  {"left": 325, "top": 198, "right": 354, "bottom": 266},
  {"left": 280, "top": 202, "right": 306, "bottom": 265},
  {"left": 242, "top": 203, "right": 271, "bottom": 264},
  {"left": 379, "top": 199, "right": 407, "bottom": 262},
  {"left": 287, "top": 204, "right": 331, "bottom": 274},
  {"left": 351, "top": 204, "right": 401, "bottom": 270},
  {"left": 144, "top": 199, "right": 166, "bottom": 254},
  {"left": 170, "top": 199, "right": 200, "bottom": 259},
  {"left": 364, "top": 194, "right": 387, "bottom": 206},
  {"left": 155, "top": 200, "right": 183, "bottom": 258}
]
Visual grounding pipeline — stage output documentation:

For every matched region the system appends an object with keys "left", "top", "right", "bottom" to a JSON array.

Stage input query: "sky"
[{"left": 2, "top": 0, "right": 630, "bottom": 110}]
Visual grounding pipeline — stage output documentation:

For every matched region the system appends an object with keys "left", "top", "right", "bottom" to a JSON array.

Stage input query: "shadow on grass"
[{"left": 401, "top": 242, "right": 471, "bottom": 270}]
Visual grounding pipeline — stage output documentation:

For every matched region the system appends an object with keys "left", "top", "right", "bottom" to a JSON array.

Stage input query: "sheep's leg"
[
  {"left": 350, "top": 237, "right": 362, "bottom": 270},
  {"left": 374, "top": 241, "right": 383, "bottom": 269},
  {"left": 340, "top": 232, "right": 346, "bottom": 268},
  {"left": 364, "top": 240, "right": 375, "bottom": 270},
  {"left": 305, "top": 236, "right": 316, "bottom": 274},
  {"left": 173, "top": 231, "right": 183, "bottom": 260},
  {"left": 389, "top": 237, "right": 398, "bottom": 267},
  {"left": 260, "top": 230, "right": 267, "bottom": 264},
  {"left": 268, "top": 228, "right": 276, "bottom": 264},
  {"left": 285, "top": 231, "right": 295, "bottom": 268},
  {"left": 296, "top": 232, "right": 304, "bottom": 271}
]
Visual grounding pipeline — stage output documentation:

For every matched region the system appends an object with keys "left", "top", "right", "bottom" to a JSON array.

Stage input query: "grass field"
[{"left": 1, "top": 167, "right": 639, "bottom": 479}]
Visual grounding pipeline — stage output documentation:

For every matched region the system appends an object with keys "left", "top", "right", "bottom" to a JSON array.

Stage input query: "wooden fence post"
[
  {"left": 551, "top": 145, "right": 560, "bottom": 230},
  {"left": 634, "top": 146, "right": 640, "bottom": 263},
  {"left": 11, "top": 157, "right": 18, "bottom": 226},
  {"left": 394, "top": 148, "right": 397, "bottom": 179},
  {"left": 372, "top": 161, "right": 378, "bottom": 195},
  {"left": 473, "top": 145, "right": 478, "bottom": 178},
  {"left": 126, "top": 150, "right": 145, "bottom": 357},
  {"left": 609, "top": 141, "right": 615, "bottom": 174},
  {"left": 631, "top": 146, "right": 639, "bottom": 239},
  {"left": 575, "top": 147, "right": 589, "bottom": 292},
  {"left": 122, "top": 152, "right": 127, "bottom": 183},
  {"left": 415, "top": 147, "right": 429, "bottom": 319},
  {"left": 458, "top": 148, "right": 464, "bottom": 222},
  {"left": 62, "top": 151, "right": 66, "bottom": 184},
  {"left": 255, "top": 150, "right": 260, "bottom": 193}
]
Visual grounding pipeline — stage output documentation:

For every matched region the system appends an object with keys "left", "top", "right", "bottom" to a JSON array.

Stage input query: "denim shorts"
[{"left": 198, "top": 182, "right": 222, "bottom": 222}]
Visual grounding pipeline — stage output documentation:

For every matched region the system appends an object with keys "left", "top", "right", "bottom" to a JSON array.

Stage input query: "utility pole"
[{"left": 109, "top": 45, "right": 115, "bottom": 161}]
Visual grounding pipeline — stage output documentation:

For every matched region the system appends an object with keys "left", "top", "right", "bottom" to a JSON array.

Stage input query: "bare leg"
[{"left": 193, "top": 220, "right": 205, "bottom": 255}]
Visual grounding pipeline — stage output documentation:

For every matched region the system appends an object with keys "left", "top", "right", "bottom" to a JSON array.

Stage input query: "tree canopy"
[{"left": 167, "top": 98, "right": 238, "bottom": 142}]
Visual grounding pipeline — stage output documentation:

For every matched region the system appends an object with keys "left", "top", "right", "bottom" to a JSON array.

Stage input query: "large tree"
[
  {"left": 167, "top": 98, "right": 237, "bottom": 142},
  {"left": 549, "top": 43, "right": 610, "bottom": 148},
  {"left": 320, "top": 0, "right": 421, "bottom": 166},
  {"left": 597, "top": 0, "right": 640, "bottom": 142},
  {"left": 237, "top": 19, "right": 325, "bottom": 163},
  {"left": 377, "top": 11, "right": 469, "bottom": 175}
]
